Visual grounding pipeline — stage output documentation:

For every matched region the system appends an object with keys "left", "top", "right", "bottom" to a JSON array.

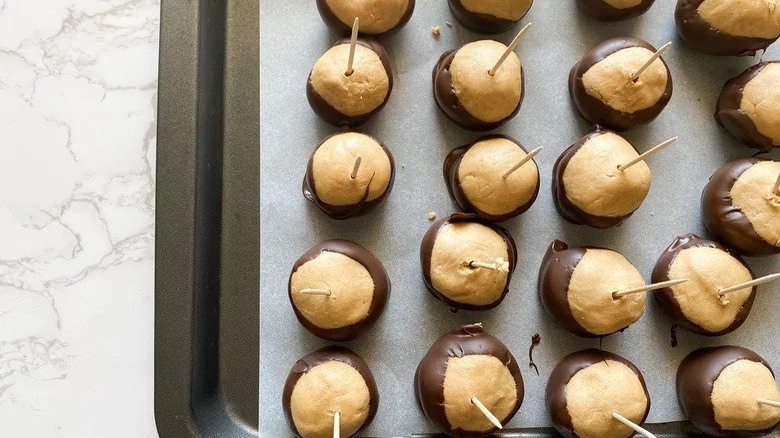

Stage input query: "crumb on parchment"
[
  {"left": 427, "top": 212, "right": 437, "bottom": 221},
  {"left": 446, "top": 21, "right": 453, "bottom": 28},
  {"left": 432, "top": 26, "right": 441, "bottom": 38}
]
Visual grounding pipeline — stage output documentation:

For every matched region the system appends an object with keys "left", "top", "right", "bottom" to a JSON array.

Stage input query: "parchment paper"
[{"left": 259, "top": 0, "right": 780, "bottom": 435}]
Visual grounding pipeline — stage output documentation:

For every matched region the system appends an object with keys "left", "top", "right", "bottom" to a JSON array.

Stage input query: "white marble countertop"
[{"left": 0, "top": 0, "right": 159, "bottom": 436}]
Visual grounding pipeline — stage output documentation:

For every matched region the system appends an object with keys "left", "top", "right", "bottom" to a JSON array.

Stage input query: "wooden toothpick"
[
  {"left": 502, "top": 146, "right": 543, "bottom": 179},
  {"left": 301, "top": 288, "right": 332, "bottom": 296},
  {"left": 488, "top": 23, "right": 531, "bottom": 77},
  {"left": 618, "top": 137, "right": 678, "bottom": 171},
  {"left": 612, "top": 278, "right": 689, "bottom": 299},
  {"left": 631, "top": 42, "right": 671, "bottom": 82},
  {"left": 469, "top": 261, "right": 498, "bottom": 271},
  {"left": 773, "top": 172, "right": 780, "bottom": 196},
  {"left": 333, "top": 411, "right": 341, "bottom": 438},
  {"left": 350, "top": 156, "right": 362, "bottom": 179},
  {"left": 471, "top": 396, "right": 503, "bottom": 429},
  {"left": 758, "top": 398, "right": 780, "bottom": 408},
  {"left": 718, "top": 273, "right": 780, "bottom": 296},
  {"left": 612, "top": 412, "right": 657, "bottom": 438},
  {"left": 346, "top": 17, "right": 359, "bottom": 76}
]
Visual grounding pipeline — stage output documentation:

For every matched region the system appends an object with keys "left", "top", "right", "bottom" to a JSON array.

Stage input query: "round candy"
[
  {"left": 289, "top": 240, "right": 390, "bottom": 341},
  {"left": 651, "top": 234, "right": 757, "bottom": 336},
  {"left": 316, "top": 0, "right": 415, "bottom": 36},
  {"left": 575, "top": 0, "right": 656, "bottom": 21},
  {"left": 307, "top": 38, "right": 392, "bottom": 127},
  {"left": 569, "top": 37, "right": 672, "bottom": 131},
  {"left": 447, "top": 0, "right": 532, "bottom": 33},
  {"left": 444, "top": 135, "right": 540, "bottom": 221},
  {"left": 415, "top": 324, "right": 524, "bottom": 437}
]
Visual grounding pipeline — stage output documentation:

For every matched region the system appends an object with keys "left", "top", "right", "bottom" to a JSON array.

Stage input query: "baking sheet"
[{"left": 259, "top": 0, "right": 780, "bottom": 435}]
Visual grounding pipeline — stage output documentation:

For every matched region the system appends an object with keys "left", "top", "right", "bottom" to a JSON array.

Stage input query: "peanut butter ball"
[
  {"left": 289, "top": 240, "right": 390, "bottom": 341},
  {"left": 420, "top": 214, "right": 517, "bottom": 311},
  {"left": 415, "top": 324, "right": 524, "bottom": 438},
  {"left": 316, "top": 0, "right": 415, "bottom": 36},
  {"left": 676, "top": 0, "right": 780, "bottom": 56},
  {"left": 307, "top": 38, "right": 392, "bottom": 127},
  {"left": 552, "top": 127, "right": 651, "bottom": 229},
  {"left": 703, "top": 158, "right": 780, "bottom": 256},
  {"left": 575, "top": 0, "right": 656, "bottom": 21},
  {"left": 444, "top": 135, "right": 540, "bottom": 221},
  {"left": 677, "top": 346, "right": 780, "bottom": 437},
  {"left": 283, "top": 347, "right": 379, "bottom": 438},
  {"left": 652, "top": 234, "right": 757, "bottom": 336},
  {"left": 433, "top": 40, "right": 524, "bottom": 131},
  {"left": 547, "top": 350, "right": 651, "bottom": 438},
  {"left": 569, "top": 37, "right": 672, "bottom": 131},
  {"left": 447, "top": 0, "right": 532, "bottom": 34},
  {"left": 716, "top": 62, "right": 780, "bottom": 151},
  {"left": 539, "top": 240, "right": 647, "bottom": 338},
  {"left": 303, "top": 131, "right": 395, "bottom": 219}
]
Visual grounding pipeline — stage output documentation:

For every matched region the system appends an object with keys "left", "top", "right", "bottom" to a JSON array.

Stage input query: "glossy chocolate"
[
  {"left": 420, "top": 213, "right": 518, "bottom": 311},
  {"left": 282, "top": 346, "right": 379, "bottom": 438},
  {"left": 306, "top": 38, "right": 393, "bottom": 127},
  {"left": 675, "top": 0, "right": 779, "bottom": 56},
  {"left": 576, "top": 0, "right": 656, "bottom": 21},
  {"left": 716, "top": 62, "right": 779, "bottom": 152},
  {"left": 546, "top": 349, "right": 651, "bottom": 437},
  {"left": 415, "top": 324, "right": 524, "bottom": 438},
  {"left": 703, "top": 158, "right": 780, "bottom": 256},
  {"left": 288, "top": 239, "right": 390, "bottom": 341},
  {"left": 651, "top": 234, "right": 757, "bottom": 336},
  {"left": 677, "top": 346, "right": 778, "bottom": 437},
  {"left": 447, "top": 0, "right": 531, "bottom": 34},
  {"left": 315, "top": 0, "right": 415, "bottom": 37},
  {"left": 303, "top": 132, "right": 396, "bottom": 220},
  {"left": 569, "top": 37, "right": 673, "bottom": 131},
  {"left": 433, "top": 49, "right": 525, "bottom": 131},
  {"left": 444, "top": 135, "right": 540, "bottom": 222},
  {"left": 552, "top": 127, "right": 642, "bottom": 229}
]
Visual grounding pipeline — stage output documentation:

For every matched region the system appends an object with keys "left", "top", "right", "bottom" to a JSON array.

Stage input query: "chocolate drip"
[
  {"left": 575, "top": 0, "right": 656, "bottom": 21},
  {"left": 528, "top": 333, "right": 541, "bottom": 375}
]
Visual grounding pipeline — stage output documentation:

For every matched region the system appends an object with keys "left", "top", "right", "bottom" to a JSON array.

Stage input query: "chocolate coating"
[
  {"left": 433, "top": 49, "right": 525, "bottom": 131},
  {"left": 568, "top": 37, "right": 673, "bottom": 132},
  {"left": 302, "top": 132, "right": 396, "bottom": 219},
  {"left": 716, "top": 62, "right": 779, "bottom": 152},
  {"left": 288, "top": 239, "right": 390, "bottom": 341},
  {"left": 420, "top": 213, "right": 518, "bottom": 311},
  {"left": 315, "top": 0, "right": 415, "bottom": 37},
  {"left": 306, "top": 38, "right": 393, "bottom": 128},
  {"left": 443, "top": 134, "right": 540, "bottom": 222},
  {"left": 703, "top": 158, "right": 780, "bottom": 256},
  {"left": 282, "top": 347, "right": 379, "bottom": 437},
  {"left": 575, "top": 0, "right": 656, "bottom": 22},
  {"left": 414, "top": 324, "right": 524, "bottom": 438},
  {"left": 447, "top": 0, "right": 531, "bottom": 34},
  {"left": 677, "top": 346, "right": 778, "bottom": 437},
  {"left": 552, "top": 127, "right": 642, "bottom": 229},
  {"left": 651, "top": 234, "right": 757, "bottom": 336},
  {"left": 546, "top": 349, "right": 651, "bottom": 437},
  {"left": 675, "top": 0, "right": 779, "bottom": 56}
]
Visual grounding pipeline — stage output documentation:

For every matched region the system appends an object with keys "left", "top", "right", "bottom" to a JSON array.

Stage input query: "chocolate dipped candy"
[
  {"left": 444, "top": 135, "right": 540, "bottom": 221},
  {"left": 289, "top": 240, "right": 389, "bottom": 341},
  {"left": 415, "top": 324, "right": 524, "bottom": 437},
  {"left": 447, "top": 0, "right": 532, "bottom": 34},
  {"left": 569, "top": 37, "right": 672, "bottom": 131},
  {"left": 716, "top": 62, "right": 780, "bottom": 151},
  {"left": 316, "top": 0, "right": 415, "bottom": 36},
  {"left": 303, "top": 131, "right": 395, "bottom": 219},
  {"left": 539, "top": 240, "right": 647, "bottom": 338},
  {"left": 283, "top": 347, "right": 379, "bottom": 438},
  {"left": 652, "top": 234, "right": 757, "bottom": 336},
  {"left": 433, "top": 40, "right": 524, "bottom": 131},
  {"left": 677, "top": 346, "right": 780, "bottom": 437},
  {"left": 552, "top": 127, "right": 651, "bottom": 229},
  {"left": 703, "top": 158, "right": 780, "bottom": 256},
  {"left": 576, "top": 0, "right": 656, "bottom": 22},
  {"left": 547, "top": 349, "right": 651, "bottom": 438},
  {"left": 420, "top": 214, "right": 517, "bottom": 311},
  {"left": 307, "top": 37, "right": 392, "bottom": 127},
  {"left": 675, "top": 0, "right": 780, "bottom": 56}
]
